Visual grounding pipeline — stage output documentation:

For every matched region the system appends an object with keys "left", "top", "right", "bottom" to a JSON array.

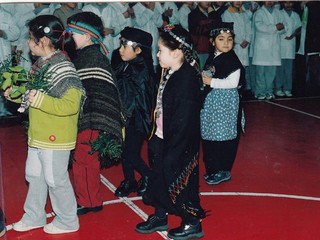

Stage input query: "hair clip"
[{"left": 43, "top": 27, "right": 50, "bottom": 34}]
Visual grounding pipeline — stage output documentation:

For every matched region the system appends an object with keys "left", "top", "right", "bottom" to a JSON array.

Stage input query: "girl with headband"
[
  {"left": 201, "top": 22, "right": 245, "bottom": 186},
  {"left": 5, "top": 15, "right": 85, "bottom": 234},
  {"left": 135, "top": 25, "right": 206, "bottom": 240}
]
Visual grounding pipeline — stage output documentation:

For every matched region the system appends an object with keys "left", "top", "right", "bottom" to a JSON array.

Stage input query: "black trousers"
[
  {"left": 122, "top": 124, "right": 151, "bottom": 182},
  {"left": 202, "top": 137, "right": 240, "bottom": 175}
]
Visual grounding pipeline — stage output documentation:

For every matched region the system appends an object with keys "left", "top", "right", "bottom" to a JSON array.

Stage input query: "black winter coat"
[{"left": 112, "top": 55, "right": 155, "bottom": 138}]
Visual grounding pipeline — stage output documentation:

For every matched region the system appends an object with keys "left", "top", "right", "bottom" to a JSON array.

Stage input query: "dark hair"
[
  {"left": 67, "top": 12, "right": 105, "bottom": 39},
  {"left": 27, "top": 15, "right": 75, "bottom": 58},
  {"left": 160, "top": 25, "right": 201, "bottom": 74}
]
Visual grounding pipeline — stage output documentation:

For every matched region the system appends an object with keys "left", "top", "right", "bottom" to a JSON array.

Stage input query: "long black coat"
[{"left": 145, "top": 62, "right": 205, "bottom": 219}]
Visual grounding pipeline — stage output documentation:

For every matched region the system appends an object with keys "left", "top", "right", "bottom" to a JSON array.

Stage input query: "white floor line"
[
  {"left": 200, "top": 192, "right": 320, "bottom": 202},
  {"left": 266, "top": 100, "right": 320, "bottom": 119},
  {"left": 100, "top": 175, "right": 169, "bottom": 239}
]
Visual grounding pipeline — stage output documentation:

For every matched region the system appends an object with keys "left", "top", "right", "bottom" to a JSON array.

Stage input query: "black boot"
[
  {"left": 114, "top": 180, "right": 137, "bottom": 197},
  {"left": 135, "top": 214, "right": 168, "bottom": 234},
  {"left": 167, "top": 221, "right": 204, "bottom": 240},
  {"left": 136, "top": 176, "right": 148, "bottom": 196}
]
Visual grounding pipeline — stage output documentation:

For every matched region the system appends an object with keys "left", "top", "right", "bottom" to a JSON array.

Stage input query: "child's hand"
[
  {"left": 202, "top": 74, "right": 212, "bottom": 86},
  {"left": 4, "top": 87, "right": 12, "bottom": 99},
  {"left": 28, "top": 89, "right": 38, "bottom": 104}
]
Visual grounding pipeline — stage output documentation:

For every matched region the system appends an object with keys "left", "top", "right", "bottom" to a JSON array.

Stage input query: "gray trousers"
[{"left": 21, "top": 147, "right": 79, "bottom": 230}]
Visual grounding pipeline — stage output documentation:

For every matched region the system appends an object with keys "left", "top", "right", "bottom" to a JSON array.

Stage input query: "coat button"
[{"left": 49, "top": 135, "right": 56, "bottom": 141}]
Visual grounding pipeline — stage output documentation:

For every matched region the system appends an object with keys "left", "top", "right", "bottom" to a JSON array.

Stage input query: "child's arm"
[
  {"left": 203, "top": 69, "right": 240, "bottom": 89},
  {"left": 29, "top": 88, "right": 82, "bottom": 116}
]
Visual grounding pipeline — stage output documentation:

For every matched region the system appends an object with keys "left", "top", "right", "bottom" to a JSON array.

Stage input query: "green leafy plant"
[
  {"left": 83, "top": 132, "right": 123, "bottom": 169},
  {"left": 0, "top": 56, "right": 52, "bottom": 99}
]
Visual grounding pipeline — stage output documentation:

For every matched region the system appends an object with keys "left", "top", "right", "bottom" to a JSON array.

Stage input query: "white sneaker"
[
  {"left": 255, "top": 94, "right": 266, "bottom": 100},
  {"left": 43, "top": 223, "right": 79, "bottom": 234},
  {"left": 13, "top": 221, "right": 44, "bottom": 232},
  {"left": 275, "top": 90, "right": 285, "bottom": 97},
  {"left": 284, "top": 91, "right": 292, "bottom": 97},
  {"left": 265, "top": 93, "right": 275, "bottom": 100}
]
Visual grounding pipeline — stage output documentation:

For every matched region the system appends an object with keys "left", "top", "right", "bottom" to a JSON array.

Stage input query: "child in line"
[
  {"left": 201, "top": 22, "right": 245, "bottom": 185},
  {"left": 111, "top": 27, "right": 155, "bottom": 197},
  {"left": 5, "top": 15, "right": 85, "bottom": 234},
  {"left": 135, "top": 25, "right": 206, "bottom": 240},
  {"left": 67, "top": 12, "right": 124, "bottom": 215}
]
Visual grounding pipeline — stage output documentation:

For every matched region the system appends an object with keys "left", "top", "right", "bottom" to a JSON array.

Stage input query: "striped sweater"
[{"left": 73, "top": 44, "right": 124, "bottom": 145}]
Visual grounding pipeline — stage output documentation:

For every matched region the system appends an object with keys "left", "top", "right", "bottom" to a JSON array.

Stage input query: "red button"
[{"left": 49, "top": 135, "right": 56, "bottom": 141}]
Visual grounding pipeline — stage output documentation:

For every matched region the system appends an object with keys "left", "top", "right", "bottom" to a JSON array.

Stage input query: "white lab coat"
[
  {"left": 132, "top": 2, "right": 163, "bottom": 67},
  {"left": 158, "top": 2, "right": 180, "bottom": 25},
  {"left": 222, "top": 7, "right": 252, "bottom": 66},
  {"left": 82, "top": 3, "right": 106, "bottom": 17},
  {"left": 101, "top": 3, "right": 133, "bottom": 60},
  {"left": 0, "top": 5, "right": 20, "bottom": 62},
  {"left": 178, "top": 4, "right": 192, "bottom": 31},
  {"left": 252, "top": 5, "right": 286, "bottom": 66},
  {"left": 15, "top": 4, "right": 51, "bottom": 71},
  {"left": 279, "top": 9, "right": 301, "bottom": 59}
]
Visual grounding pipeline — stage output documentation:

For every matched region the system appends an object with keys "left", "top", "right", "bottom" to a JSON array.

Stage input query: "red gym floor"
[{"left": 0, "top": 96, "right": 320, "bottom": 240}]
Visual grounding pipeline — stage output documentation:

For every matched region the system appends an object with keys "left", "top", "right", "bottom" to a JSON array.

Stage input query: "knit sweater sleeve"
[{"left": 30, "top": 88, "right": 82, "bottom": 116}]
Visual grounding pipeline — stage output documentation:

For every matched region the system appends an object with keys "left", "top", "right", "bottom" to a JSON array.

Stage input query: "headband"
[
  {"left": 67, "top": 21, "right": 109, "bottom": 56},
  {"left": 163, "top": 24, "right": 193, "bottom": 50},
  {"left": 209, "top": 28, "right": 234, "bottom": 37}
]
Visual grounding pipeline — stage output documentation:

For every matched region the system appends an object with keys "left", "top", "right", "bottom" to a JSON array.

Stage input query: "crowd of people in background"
[
  {"left": 1, "top": 1, "right": 320, "bottom": 117},
  {"left": 0, "top": 1, "right": 320, "bottom": 239}
]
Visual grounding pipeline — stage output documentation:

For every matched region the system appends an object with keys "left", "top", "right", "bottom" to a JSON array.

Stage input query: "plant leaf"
[{"left": 2, "top": 78, "right": 12, "bottom": 90}]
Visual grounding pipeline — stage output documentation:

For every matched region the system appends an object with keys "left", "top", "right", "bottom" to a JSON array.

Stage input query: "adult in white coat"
[
  {"left": 158, "top": 2, "right": 180, "bottom": 25},
  {"left": 0, "top": 4, "right": 20, "bottom": 117},
  {"left": 222, "top": 2, "right": 252, "bottom": 92},
  {"left": 178, "top": 2, "right": 195, "bottom": 31},
  {"left": 15, "top": 3, "right": 51, "bottom": 72},
  {"left": 252, "top": 1, "right": 286, "bottom": 100},
  {"left": 275, "top": 2, "right": 301, "bottom": 97},
  {"left": 101, "top": 2, "right": 133, "bottom": 60},
  {"left": 132, "top": 2, "right": 163, "bottom": 71}
]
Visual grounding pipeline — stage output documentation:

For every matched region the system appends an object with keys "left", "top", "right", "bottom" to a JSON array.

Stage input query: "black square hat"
[{"left": 120, "top": 27, "right": 153, "bottom": 48}]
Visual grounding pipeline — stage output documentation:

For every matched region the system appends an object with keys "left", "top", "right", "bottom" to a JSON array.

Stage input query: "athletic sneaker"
[
  {"left": 255, "top": 94, "right": 266, "bottom": 100},
  {"left": 43, "top": 223, "right": 79, "bottom": 234},
  {"left": 265, "top": 93, "right": 275, "bottom": 100},
  {"left": 205, "top": 171, "right": 231, "bottom": 185},
  {"left": 275, "top": 90, "right": 285, "bottom": 97},
  {"left": 284, "top": 91, "right": 292, "bottom": 97},
  {"left": 13, "top": 221, "right": 44, "bottom": 232}
]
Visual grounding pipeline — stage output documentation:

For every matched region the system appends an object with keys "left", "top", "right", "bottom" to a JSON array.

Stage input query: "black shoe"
[
  {"left": 167, "top": 221, "right": 204, "bottom": 240},
  {"left": 137, "top": 176, "right": 148, "bottom": 196},
  {"left": 114, "top": 180, "right": 137, "bottom": 197},
  {"left": 135, "top": 214, "right": 168, "bottom": 234},
  {"left": 77, "top": 205, "right": 103, "bottom": 215}
]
